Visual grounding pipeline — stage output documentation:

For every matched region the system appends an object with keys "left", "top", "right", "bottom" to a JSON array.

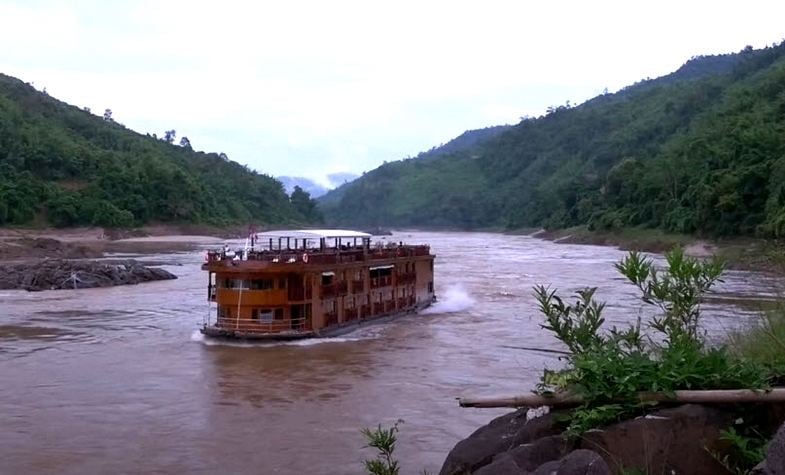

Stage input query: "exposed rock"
[
  {"left": 439, "top": 404, "right": 782, "bottom": 475},
  {"left": 504, "top": 435, "right": 573, "bottom": 471},
  {"left": 474, "top": 435, "right": 574, "bottom": 475},
  {"left": 752, "top": 422, "right": 785, "bottom": 475},
  {"left": 548, "top": 449, "right": 611, "bottom": 475},
  {"left": 579, "top": 404, "right": 734, "bottom": 474},
  {"left": 531, "top": 460, "right": 561, "bottom": 475},
  {"left": 0, "top": 259, "right": 177, "bottom": 291},
  {"left": 473, "top": 455, "right": 524, "bottom": 475},
  {"left": 439, "top": 410, "right": 562, "bottom": 475}
]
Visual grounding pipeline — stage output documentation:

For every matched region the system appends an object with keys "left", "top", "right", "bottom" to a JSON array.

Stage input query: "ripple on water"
[{"left": 0, "top": 232, "right": 782, "bottom": 475}]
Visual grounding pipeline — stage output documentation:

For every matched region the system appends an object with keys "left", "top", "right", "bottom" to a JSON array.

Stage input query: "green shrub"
[
  {"left": 536, "top": 249, "right": 771, "bottom": 435},
  {"left": 361, "top": 420, "right": 403, "bottom": 475}
]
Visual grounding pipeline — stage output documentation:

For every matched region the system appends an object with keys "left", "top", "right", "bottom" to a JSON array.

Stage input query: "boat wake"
[
  {"left": 422, "top": 284, "right": 475, "bottom": 314},
  {"left": 189, "top": 329, "right": 376, "bottom": 347}
]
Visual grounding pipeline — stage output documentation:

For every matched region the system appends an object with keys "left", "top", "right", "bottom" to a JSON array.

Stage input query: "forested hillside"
[
  {"left": 318, "top": 125, "right": 512, "bottom": 212},
  {"left": 0, "top": 74, "right": 319, "bottom": 228},
  {"left": 319, "top": 43, "right": 785, "bottom": 237}
]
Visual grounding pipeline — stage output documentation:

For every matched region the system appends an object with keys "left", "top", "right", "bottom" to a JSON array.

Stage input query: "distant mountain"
[
  {"left": 278, "top": 172, "right": 360, "bottom": 198},
  {"left": 277, "top": 176, "right": 329, "bottom": 198},
  {"left": 0, "top": 73, "right": 319, "bottom": 227},
  {"left": 317, "top": 43, "right": 785, "bottom": 238},
  {"left": 317, "top": 125, "right": 512, "bottom": 209}
]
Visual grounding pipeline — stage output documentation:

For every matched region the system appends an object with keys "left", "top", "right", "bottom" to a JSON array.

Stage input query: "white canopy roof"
[{"left": 256, "top": 229, "right": 371, "bottom": 240}]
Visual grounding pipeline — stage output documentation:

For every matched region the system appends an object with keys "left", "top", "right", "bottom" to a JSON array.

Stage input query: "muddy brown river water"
[{"left": 1, "top": 231, "right": 782, "bottom": 474}]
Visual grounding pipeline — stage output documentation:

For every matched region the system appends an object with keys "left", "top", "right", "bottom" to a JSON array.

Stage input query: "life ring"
[{"left": 302, "top": 253, "right": 309, "bottom": 263}]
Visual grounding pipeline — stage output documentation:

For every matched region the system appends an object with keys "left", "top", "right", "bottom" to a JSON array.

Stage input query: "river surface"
[{"left": 1, "top": 231, "right": 782, "bottom": 474}]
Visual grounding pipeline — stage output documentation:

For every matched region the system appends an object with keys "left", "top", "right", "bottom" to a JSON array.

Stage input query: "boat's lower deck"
[{"left": 200, "top": 300, "right": 433, "bottom": 340}]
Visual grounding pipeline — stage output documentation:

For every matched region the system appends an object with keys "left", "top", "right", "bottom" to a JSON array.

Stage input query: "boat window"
[
  {"left": 274, "top": 308, "right": 284, "bottom": 320},
  {"left": 225, "top": 279, "right": 249, "bottom": 289},
  {"left": 369, "top": 267, "right": 393, "bottom": 278},
  {"left": 252, "top": 308, "right": 274, "bottom": 321},
  {"left": 428, "top": 281, "right": 434, "bottom": 293},
  {"left": 278, "top": 278, "right": 286, "bottom": 289},
  {"left": 250, "top": 279, "right": 274, "bottom": 290},
  {"left": 321, "top": 273, "right": 334, "bottom": 285},
  {"left": 346, "top": 297, "right": 355, "bottom": 309}
]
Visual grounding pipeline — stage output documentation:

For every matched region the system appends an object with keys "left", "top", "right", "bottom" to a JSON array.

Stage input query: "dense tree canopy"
[
  {"left": 319, "top": 42, "right": 785, "bottom": 238},
  {"left": 0, "top": 74, "right": 320, "bottom": 228}
]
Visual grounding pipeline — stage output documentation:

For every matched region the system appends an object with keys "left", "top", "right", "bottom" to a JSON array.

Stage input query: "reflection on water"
[{"left": 0, "top": 232, "right": 781, "bottom": 474}]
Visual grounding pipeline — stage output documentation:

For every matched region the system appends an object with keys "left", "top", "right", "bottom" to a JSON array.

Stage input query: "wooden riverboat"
[{"left": 200, "top": 230, "right": 435, "bottom": 339}]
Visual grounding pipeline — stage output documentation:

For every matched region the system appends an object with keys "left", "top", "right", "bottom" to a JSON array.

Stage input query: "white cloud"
[{"left": 2, "top": 0, "right": 784, "bottom": 182}]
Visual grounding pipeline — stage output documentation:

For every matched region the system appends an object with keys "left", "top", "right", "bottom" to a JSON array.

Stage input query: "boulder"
[
  {"left": 0, "top": 259, "right": 177, "bottom": 291},
  {"left": 504, "top": 435, "right": 573, "bottom": 471},
  {"left": 473, "top": 455, "right": 525, "bottom": 475},
  {"left": 549, "top": 449, "right": 611, "bottom": 475},
  {"left": 752, "top": 421, "right": 785, "bottom": 475},
  {"left": 439, "top": 410, "right": 562, "bottom": 475},
  {"left": 579, "top": 404, "right": 734, "bottom": 474},
  {"left": 473, "top": 435, "right": 573, "bottom": 475}
]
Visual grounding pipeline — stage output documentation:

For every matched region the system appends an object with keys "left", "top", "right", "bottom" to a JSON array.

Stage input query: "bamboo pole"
[{"left": 459, "top": 388, "right": 785, "bottom": 408}]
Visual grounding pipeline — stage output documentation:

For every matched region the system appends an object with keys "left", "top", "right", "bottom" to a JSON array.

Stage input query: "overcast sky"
[{"left": 2, "top": 1, "right": 784, "bottom": 187}]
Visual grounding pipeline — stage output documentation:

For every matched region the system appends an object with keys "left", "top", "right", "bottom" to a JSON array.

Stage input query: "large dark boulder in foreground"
[
  {"left": 440, "top": 404, "right": 758, "bottom": 474},
  {"left": 439, "top": 409, "right": 562, "bottom": 475},
  {"left": 753, "top": 421, "right": 785, "bottom": 474},
  {"left": 0, "top": 259, "right": 177, "bottom": 291},
  {"left": 579, "top": 404, "right": 734, "bottom": 474}
]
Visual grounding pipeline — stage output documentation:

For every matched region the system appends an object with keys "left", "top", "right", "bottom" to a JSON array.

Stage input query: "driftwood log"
[{"left": 459, "top": 388, "right": 785, "bottom": 408}]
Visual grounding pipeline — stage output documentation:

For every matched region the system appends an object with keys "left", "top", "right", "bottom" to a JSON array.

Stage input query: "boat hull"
[{"left": 200, "top": 300, "right": 433, "bottom": 341}]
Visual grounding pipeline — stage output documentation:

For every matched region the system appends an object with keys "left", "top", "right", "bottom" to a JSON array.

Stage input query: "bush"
[{"left": 536, "top": 249, "right": 771, "bottom": 435}]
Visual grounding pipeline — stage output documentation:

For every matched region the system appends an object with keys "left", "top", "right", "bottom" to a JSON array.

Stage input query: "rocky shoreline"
[
  {"left": 439, "top": 404, "right": 785, "bottom": 474},
  {"left": 0, "top": 259, "right": 177, "bottom": 291}
]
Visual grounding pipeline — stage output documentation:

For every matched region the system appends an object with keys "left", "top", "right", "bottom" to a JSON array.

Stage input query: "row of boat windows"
[
  {"left": 218, "top": 306, "right": 285, "bottom": 321},
  {"left": 331, "top": 287, "right": 416, "bottom": 310},
  {"left": 218, "top": 263, "right": 427, "bottom": 291},
  {"left": 219, "top": 279, "right": 285, "bottom": 290}
]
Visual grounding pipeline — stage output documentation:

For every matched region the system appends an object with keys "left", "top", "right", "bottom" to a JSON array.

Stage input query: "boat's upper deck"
[{"left": 203, "top": 229, "right": 432, "bottom": 271}]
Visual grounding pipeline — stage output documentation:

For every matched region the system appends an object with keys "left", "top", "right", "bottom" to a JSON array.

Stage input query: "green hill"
[
  {"left": 0, "top": 74, "right": 320, "bottom": 228},
  {"left": 319, "top": 43, "right": 785, "bottom": 237}
]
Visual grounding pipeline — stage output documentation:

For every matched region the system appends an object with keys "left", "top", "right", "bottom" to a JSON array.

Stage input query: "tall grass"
[{"left": 730, "top": 304, "right": 785, "bottom": 383}]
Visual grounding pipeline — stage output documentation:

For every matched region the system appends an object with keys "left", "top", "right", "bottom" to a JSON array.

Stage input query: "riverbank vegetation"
[
  {"left": 320, "top": 42, "right": 785, "bottom": 243},
  {"left": 535, "top": 249, "right": 785, "bottom": 471},
  {"left": 0, "top": 74, "right": 321, "bottom": 228}
]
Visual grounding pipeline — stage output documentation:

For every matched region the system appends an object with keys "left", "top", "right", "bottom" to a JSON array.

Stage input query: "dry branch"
[{"left": 459, "top": 388, "right": 785, "bottom": 408}]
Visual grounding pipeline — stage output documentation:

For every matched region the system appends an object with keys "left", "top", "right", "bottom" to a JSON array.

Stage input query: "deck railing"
[
  {"left": 215, "top": 317, "right": 308, "bottom": 333},
  {"left": 205, "top": 245, "right": 431, "bottom": 265},
  {"left": 370, "top": 276, "right": 393, "bottom": 288}
]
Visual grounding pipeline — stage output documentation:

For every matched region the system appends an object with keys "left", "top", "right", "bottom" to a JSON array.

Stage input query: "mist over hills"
[
  {"left": 277, "top": 172, "right": 360, "bottom": 198},
  {"left": 319, "top": 43, "right": 785, "bottom": 238}
]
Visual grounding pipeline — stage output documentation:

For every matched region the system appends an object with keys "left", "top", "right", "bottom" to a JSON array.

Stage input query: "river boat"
[{"left": 200, "top": 229, "right": 436, "bottom": 339}]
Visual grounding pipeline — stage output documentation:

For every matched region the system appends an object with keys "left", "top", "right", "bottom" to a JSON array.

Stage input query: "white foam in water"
[
  {"left": 422, "top": 284, "right": 475, "bottom": 314},
  {"left": 189, "top": 328, "right": 375, "bottom": 348}
]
